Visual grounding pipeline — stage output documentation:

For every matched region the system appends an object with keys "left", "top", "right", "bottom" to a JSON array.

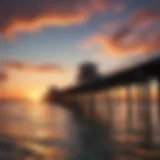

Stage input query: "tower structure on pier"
[{"left": 77, "top": 62, "right": 100, "bottom": 85}]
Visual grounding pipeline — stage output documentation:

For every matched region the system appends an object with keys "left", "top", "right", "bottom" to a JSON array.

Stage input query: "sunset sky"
[{"left": 0, "top": 0, "right": 160, "bottom": 101}]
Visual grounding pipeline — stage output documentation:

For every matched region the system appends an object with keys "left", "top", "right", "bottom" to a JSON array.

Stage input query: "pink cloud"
[
  {"left": 84, "top": 4, "right": 160, "bottom": 55},
  {"left": 1, "top": 61, "right": 63, "bottom": 73},
  {"left": 0, "top": 70, "right": 9, "bottom": 82},
  {"left": 0, "top": 0, "right": 117, "bottom": 37}
]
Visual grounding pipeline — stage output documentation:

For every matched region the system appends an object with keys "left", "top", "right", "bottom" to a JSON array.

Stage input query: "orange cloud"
[
  {"left": 0, "top": 0, "right": 115, "bottom": 37},
  {"left": 0, "top": 70, "right": 9, "bottom": 82},
  {"left": 84, "top": 4, "right": 160, "bottom": 55},
  {"left": 0, "top": 87, "right": 29, "bottom": 101},
  {"left": 1, "top": 61, "right": 63, "bottom": 73}
]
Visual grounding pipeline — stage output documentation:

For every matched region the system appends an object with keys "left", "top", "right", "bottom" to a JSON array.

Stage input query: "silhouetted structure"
[
  {"left": 44, "top": 87, "right": 60, "bottom": 103},
  {"left": 46, "top": 56, "right": 160, "bottom": 159},
  {"left": 77, "top": 62, "right": 100, "bottom": 85}
]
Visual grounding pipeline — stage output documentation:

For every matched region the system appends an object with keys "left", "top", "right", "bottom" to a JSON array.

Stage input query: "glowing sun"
[{"left": 29, "top": 91, "right": 42, "bottom": 102}]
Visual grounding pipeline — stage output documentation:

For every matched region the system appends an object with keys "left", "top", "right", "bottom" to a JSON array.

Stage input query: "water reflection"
[
  {"left": 92, "top": 100, "right": 160, "bottom": 160},
  {"left": 0, "top": 102, "right": 78, "bottom": 160},
  {"left": 0, "top": 98, "right": 160, "bottom": 160}
]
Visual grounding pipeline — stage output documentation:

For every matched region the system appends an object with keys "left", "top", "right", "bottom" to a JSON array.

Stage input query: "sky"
[{"left": 0, "top": 0, "right": 160, "bottom": 101}]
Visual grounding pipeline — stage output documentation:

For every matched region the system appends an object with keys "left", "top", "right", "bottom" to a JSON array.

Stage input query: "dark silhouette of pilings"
[
  {"left": 126, "top": 86, "right": 133, "bottom": 133},
  {"left": 47, "top": 56, "right": 160, "bottom": 147},
  {"left": 158, "top": 82, "right": 160, "bottom": 126},
  {"left": 88, "top": 95, "right": 96, "bottom": 121},
  {"left": 139, "top": 81, "right": 153, "bottom": 148},
  {"left": 105, "top": 92, "right": 112, "bottom": 126},
  {"left": 106, "top": 91, "right": 114, "bottom": 132},
  {"left": 104, "top": 93, "right": 109, "bottom": 124},
  {"left": 70, "top": 95, "right": 86, "bottom": 121}
]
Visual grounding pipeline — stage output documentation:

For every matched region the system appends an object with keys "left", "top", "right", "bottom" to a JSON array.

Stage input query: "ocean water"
[
  {"left": 0, "top": 102, "right": 79, "bottom": 160},
  {"left": 0, "top": 101, "right": 160, "bottom": 160}
]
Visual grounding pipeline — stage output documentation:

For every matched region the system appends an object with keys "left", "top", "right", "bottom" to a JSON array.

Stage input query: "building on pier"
[{"left": 77, "top": 62, "right": 100, "bottom": 85}]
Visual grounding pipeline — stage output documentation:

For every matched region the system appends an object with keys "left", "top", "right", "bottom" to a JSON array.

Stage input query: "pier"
[{"left": 47, "top": 56, "right": 160, "bottom": 159}]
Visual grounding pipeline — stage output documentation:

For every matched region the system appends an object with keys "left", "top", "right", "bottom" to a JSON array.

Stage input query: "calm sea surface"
[
  {"left": 0, "top": 102, "right": 79, "bottom": 160},
  {"left": 0, "top": 101, "right": 160, "bottom": 160}
]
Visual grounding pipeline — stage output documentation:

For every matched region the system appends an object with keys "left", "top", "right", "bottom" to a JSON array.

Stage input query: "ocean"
[{"left": 0, "top": 101, "right": 160, "bottom": 160}]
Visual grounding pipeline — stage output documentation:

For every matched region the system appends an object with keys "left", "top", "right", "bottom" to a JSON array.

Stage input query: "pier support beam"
[
  {"left": 89, "top": 95, "right": 96, "bottom": 121},
  {"left": 107, "top": 91, "right": 114, "bottom": 132},
  {"left": 158, "top": 81, "right": 160, "bottom": 126},
  {"left": 140, "top": 82, "right": 153, "bottom": 148},
  {"left": 126, "top": 86, "right": 133, "bottom": 133}
]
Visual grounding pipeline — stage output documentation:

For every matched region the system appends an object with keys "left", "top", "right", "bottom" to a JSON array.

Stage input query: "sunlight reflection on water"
[
  {"left": 0, "top": 102, "right": 78, "bottom": 160},
  {"left": 0, "top": 101, "right": 160, "bottom": 160}
]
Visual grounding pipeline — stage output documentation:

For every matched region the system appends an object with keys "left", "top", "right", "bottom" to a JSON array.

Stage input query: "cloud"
[
  {"left": 0, "top": 0, "right": 118, "bottom": 37},
  {"left": 0, "top": 70, "right": 9, "bottom": 82},
  {"left": 1, "top": 61, "right": 63, "bottom": 73},
  {"left": 84, "top": 3, "right": 160, "bottom": 55}
]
